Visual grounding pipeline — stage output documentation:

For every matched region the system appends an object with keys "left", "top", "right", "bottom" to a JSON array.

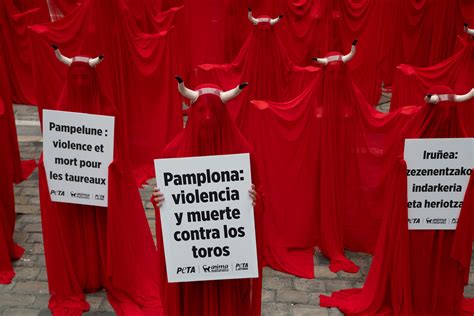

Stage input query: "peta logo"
[
  {"left": 50, "top": 190, "right": 65, "bottom": 196},
  {"left": 235, "top": 263, "right": 248, "bottom": 271},
  {"left": 176, "top": 266, "right": 196, "bottom": 274}
]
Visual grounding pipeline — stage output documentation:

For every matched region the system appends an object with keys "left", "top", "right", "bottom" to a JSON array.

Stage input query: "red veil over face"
[
  {"left": 38, "top": 61, "right": 162, "bottom": 315},
  {"left": 250, "top": 54, "right": 418, "bottom": 278},
  {"left": 155, "top": 84, "right": 263, "bottom": 316},
  {"left": 321, "top": 86, "right": 474, "bottom": 316},
  {"left": 193, "top": 14, "right": 318, "bottom": 137}
]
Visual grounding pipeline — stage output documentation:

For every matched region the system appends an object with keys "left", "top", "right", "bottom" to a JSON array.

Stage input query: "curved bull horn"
[
  {"left": 248, "top": 8, "right": 258, "bottom": 25},
  {"left": 424, "top": 94, "right": 440, "bottom": 104},
  {"left": 312, "top": 57, "right": 328, "bottom": 66},
  {"left": 175, "top": 76, "right": 199, "bottom": 102},
  {"left": 220, "top": 82, "right": 248, "bottom": 103},
  {"left": 342, "top": 40, "right": 357, "bottom": 63},
  {"left": 454, "top": 88, "right": 474, "bottom": 102},
  {"left": 270, "top": 15, "right": 283, "bottom": 26},
  {"left": 89, "top": 55, "right": 104, "bottom": 68},
  {"left": 464, "top": 23, "right": 474, "bottom": 36},
  {"left": 52, "top": 45, "right": 72, "bottom": 66}
]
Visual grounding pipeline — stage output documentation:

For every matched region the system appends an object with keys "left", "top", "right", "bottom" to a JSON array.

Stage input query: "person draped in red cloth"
[
  {"left": 320, "top": 85, "right": 474, "bottom": 316},
  {"left": 249, "top": 42, "right": 418, "bottom": 277},
  {"left": 194, "top": 9, "right": 318, "bottom": 130},
  {"left": 0, "top": 38, "right": 36, "bottom": 284},
  {"left": 38, "top": 47, "right": 163, "bottom": 315},
  {"left": 151, "top": 77, "right": 264, "bottom": 316}
]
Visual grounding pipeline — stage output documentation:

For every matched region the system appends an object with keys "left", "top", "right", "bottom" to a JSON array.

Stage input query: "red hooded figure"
[
  {"left": 250, "top": 43, "right": 418, "bottom": 278},
  {"left": 38, "top": 50, "right": 163, "bottom": 315},
  {"left": 0, "top": 36, "right": 35, "bottom": 284},
  {"left": 194, "top": 10, "right": 318, "bottom": 138},
  {"left": 153, "top": 78, "right": 264, "bottom": 316},
  {"left": 321, "top": 85, "right": 474, "bottom": 316}
]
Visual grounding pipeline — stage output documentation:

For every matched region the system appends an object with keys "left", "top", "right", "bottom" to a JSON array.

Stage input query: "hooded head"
[
  {"left": 164, "top": 79, "right": 250, "bottom": 157},
  {"left": 53, "top": 46, "right": 113, "bottom": 115}
]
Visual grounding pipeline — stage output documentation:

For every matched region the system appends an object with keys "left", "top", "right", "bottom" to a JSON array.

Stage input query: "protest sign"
[
  {"left": 404, "top": 138, "right": 474, "bottom": 229},
  {"left": 155, "top": 153, "right": 258, "bottom": 282},
  {"left": 43, "top": 109, "right": 114, "bottom": 207}
]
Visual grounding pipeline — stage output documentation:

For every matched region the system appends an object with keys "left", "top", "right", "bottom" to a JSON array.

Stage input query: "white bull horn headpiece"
[
  {"left": 248, "top": 8, "right": 283, "bottom": 26},
  {"left": 464, "top": 23, "right": 474, "bottom": 36},
  {"left": 312, "top": 40, "right": 358, "bottom": 66},
  {"left": 424, "top": 88, "right": 474, "bottom": 104},
  {"left": 52, "top": 44, "right": 104, "bottom": 68},
  {"left": 175, "top": 76, "right": 248, "bottom": 104}
]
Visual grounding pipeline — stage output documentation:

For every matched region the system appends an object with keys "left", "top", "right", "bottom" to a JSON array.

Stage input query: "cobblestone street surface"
[{"left": 1, "top": 100, "right": 473, "bottom": 315}]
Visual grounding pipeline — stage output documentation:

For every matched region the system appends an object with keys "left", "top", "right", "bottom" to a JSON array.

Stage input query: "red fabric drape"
[
  {"left": 29, "top": 0, "right": 183, "bottom": 185},
  {"left": 249, "top": 57, "right": 418, "bottom": 278},
  {"left": 38, "top": 61, "right": 162, "bottom": 315},
  {"left": 0, "top": 28, "right": 35, "bottom": 284},
  {"left": 391, "top": 39, "right": 474, "bottom": 136},
  {"left": 0, "top": 0, "right": 44, "bottom": 105},
  {"left": 176, "top": 0, "right": 250, "bottom": 77},
  {"left": 248, "top": 0, "right": 395, "bottom": 106},
  {"left": 193, "top": 18, "right": 318, "bottom": 136},
  {"left": 248, "top": 0, "right": 467, "bottom": 106},
  {"left": 382, "top": 0, "right": 466, "bottom": 88},
  {"left": 320, "top": 86, "right": 474, "bottom": 316},
  {"left": 153, "top": 86, "right": 263, "bottom": 316}
]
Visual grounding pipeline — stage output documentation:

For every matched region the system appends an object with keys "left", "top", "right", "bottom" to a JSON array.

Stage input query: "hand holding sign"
[{"left": 153, "top": 184, "right": 257, "bottom": 208}]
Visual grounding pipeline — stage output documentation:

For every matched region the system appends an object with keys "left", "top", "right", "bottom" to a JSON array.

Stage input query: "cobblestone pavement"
[{"left": 1, "top": 99, "right": 473, "bottom": 316}]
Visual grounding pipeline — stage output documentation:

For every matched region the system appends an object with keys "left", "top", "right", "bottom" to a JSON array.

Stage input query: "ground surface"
[{"left": 1, "top": 96, "right": 473, "bottom": 315}]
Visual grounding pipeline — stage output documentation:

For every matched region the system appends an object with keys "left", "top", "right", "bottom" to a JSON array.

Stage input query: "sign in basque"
[
  {"left": 154, "top": 153, "right": 258, "bottom": 282},
  {"left": 404, "top": 138, "right": 474, "bottom": 230},
  {"left": 43, "top": 110, "right": 115, "bottom": 207}
]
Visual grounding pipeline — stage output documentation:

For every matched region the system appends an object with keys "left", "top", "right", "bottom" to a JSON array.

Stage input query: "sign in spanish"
[
  {"left": 154, "top": 153, "right": 258, "bottom": 282},
  {"left": 43, "top": 109, "right": 115, "bottom": 207},
  {"left": 404, "top": 138, "right": 474, "bottom": 230}
]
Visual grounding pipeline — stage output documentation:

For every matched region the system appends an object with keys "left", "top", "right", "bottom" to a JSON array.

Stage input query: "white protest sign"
[
  {"left": 404, "top": 138, "right": 474, "bottom": 230},
  {"left": 154, "top": 153, "right": 258, "bottom": 283},
  {"left": 43, "top": 110, "right": 115, "bottom": 207}
]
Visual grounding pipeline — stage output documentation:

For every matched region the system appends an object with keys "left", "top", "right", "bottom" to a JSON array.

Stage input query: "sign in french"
[{"left": 43, "top": 109, "right": 114, "bottom": 207}]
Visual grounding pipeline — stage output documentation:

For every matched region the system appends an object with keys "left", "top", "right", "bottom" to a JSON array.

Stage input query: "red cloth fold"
[
  {"left": 193, "top": 18, "right": 319, "bottom": 131},
  {"left": 154, "top": 85, "right": 263, "bottom": 316},
  {"left": 250, "top": 0, "right": 467, "bottom": 105},
  {"left": 391, "top": 39, "right": 474, "bottom": 136},
  {"left": 0, "top": 0, "right": 43, "bottom": 105},
  {"left": 320, "top": 86, "right": 474, "bottom": 316}
]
